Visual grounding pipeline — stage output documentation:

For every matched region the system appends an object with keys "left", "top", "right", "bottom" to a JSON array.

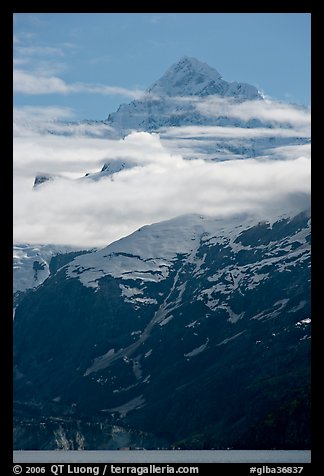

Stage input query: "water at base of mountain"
[{"left": 13, "top": 450, "right": 311, "bottom": 464}]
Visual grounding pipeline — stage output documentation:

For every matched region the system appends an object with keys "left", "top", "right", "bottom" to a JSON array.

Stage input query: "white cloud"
[
  {"left": 13, "top": 68, "right": 146, "bottom": 99},
  {"left": 14, "top": 134, "right": 111, "bottom": 178},
  {"left": 14, "top": 69, "right": 70, "bottom": 94},
  {"left": 15, "top": 45, "right": 65, "bottom": 57},
  {"left": 13, "top": 127, "right": 180, "bottom": 179},
  {"left": 13, "top": 106, "right": 118, "bottom": 139},
  {"left": 262, "top": 143, "right": 311, "bottom": 161},
  {"left": 158, "top": 97, "right": 310, "bottom": 161},
  {"left": 161, "top": 125, "right": 309, "bottom": 139},
  {"left": 196, "top": 96, "right": 310, "bottom": 131},
  {"left": 13, "top": 128, "right": 311, "bottom": 248},
  {"left": 13, "top": 106, "right": 75, "bottom": 137}
]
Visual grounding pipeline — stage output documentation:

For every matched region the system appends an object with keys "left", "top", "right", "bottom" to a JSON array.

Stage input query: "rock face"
[
  {"left": 33, "top": 174, "right": 55, "bottom": 188},
  {"left": 13, "top": 401, "right": 167, "bottom": 450},
  {"left": 14, "top": 210, "right": 311, "bottom": 449}
]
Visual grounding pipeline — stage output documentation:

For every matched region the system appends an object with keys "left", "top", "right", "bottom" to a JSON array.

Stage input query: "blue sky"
[{"left": 13, "top": 13, "right": 311, "bottom": 120}]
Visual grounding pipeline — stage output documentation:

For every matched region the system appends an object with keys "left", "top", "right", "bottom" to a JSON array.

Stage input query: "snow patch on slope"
[
  {"left": 184, "top": 338, "right": 209, "bottom": 358},
  {"left": 103, "top": 395, "right": 145, "bottom": 417},
  {"left": 66, "top": 211, "right": 310, "bottom": 293},
  {"left": 66, "top": 214, "right": 256, "bottom": 289}
]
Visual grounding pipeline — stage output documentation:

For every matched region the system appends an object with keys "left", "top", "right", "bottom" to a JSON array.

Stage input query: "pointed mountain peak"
[
  {"left": 171, "top": 56, "right": 222, "bottom": 79},
  {"left": 107, "top": 57, "right": 262, "bottom": 129},
  {"left": 148, "top": 56, "right": 222, "bottom": 97},
  {"left": 147, "top": 56, "right": 260, "bottom": 100}
]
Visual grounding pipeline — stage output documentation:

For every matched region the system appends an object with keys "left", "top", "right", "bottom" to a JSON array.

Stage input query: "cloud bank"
[
  {"left": 196, "top": 96, "right": 310, "bottom": 131},
  {"left": 14, "top": 123, "right": 311, "bottom": 248}
]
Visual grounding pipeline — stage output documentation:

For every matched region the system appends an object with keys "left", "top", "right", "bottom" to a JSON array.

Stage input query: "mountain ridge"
[{"left": 14, "top": 208, "right": 311, "bottom": 449}]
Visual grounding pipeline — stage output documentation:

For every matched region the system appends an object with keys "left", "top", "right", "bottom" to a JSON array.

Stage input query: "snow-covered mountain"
[
  {"left": 13, "top": 244, "right": 90, "bottom": 310},
  {"left": 66, "top": 211, "right": 309, "bottom": 291},
  {"left": 14, "top": 210, "right": 311, "bottom": 449},
  {"left": 148, "top": 56, "right": 261, "bottom": 99},
  {"left": 27, "top": 56, "right": 309, "bottom": 189},
  {"left": 13, "top": 57, "right": 311, "bottom": 450},
  {"left": 104, "top": 57, "right": 309, "bottom": 164},
  {"left": 83, "top": 159, "right": 135, "bottom": 181},
  {"left": 106, "top": 56, "right": 263, "bottom": 132},
  {"left": 13, "top": 244, "right": 72, "bottom": 295}
]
